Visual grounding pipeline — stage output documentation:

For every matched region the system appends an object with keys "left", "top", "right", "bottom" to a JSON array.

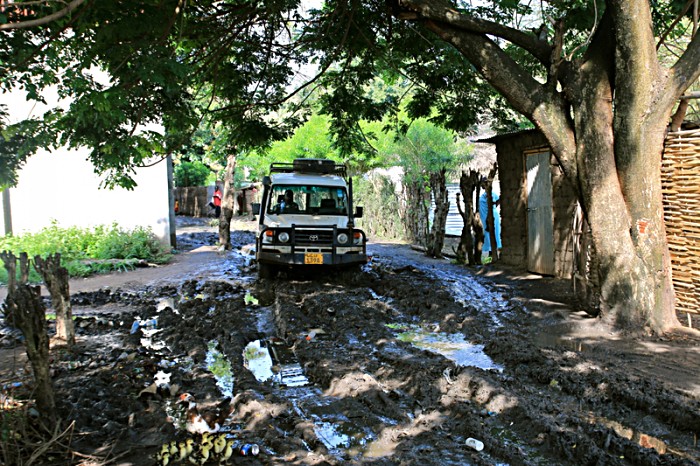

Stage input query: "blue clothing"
[{"left": 479, "top": 191, "right": 501, "bottom": 253}]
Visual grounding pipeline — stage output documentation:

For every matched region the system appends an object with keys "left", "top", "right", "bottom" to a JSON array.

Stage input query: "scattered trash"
[
  {"left": 237, "top": 443, "right": 260, "bottom": 456},
  {"left": 465, "top": 437, "right": 484, "bottom": 451},
  {"left": 305, "top": 328, "right": 325, "bottom": 341},
  {"left": 244, "top": 292, "right": 259, "bottom": 306},
  {"left": 1, "top": 381, "right": 22, "bottom": 390},
  {"left": 130, "top": 318, "right": 158, "bottom": 334}
]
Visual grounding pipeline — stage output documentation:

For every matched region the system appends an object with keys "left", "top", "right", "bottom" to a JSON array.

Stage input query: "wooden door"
[{"left": 526, "top": 151, "right": 555, "bottom": 275}]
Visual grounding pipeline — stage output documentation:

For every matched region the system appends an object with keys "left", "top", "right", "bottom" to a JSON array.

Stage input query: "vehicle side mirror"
[
  {"left": 251, "top": 203, "right": 261, "bottom": 215},
  {"left": 262, "top": 176, "right": 271, "bottom": 187},
  {"left": 354, "top": 206, "right": 363, "bottom": 218}
]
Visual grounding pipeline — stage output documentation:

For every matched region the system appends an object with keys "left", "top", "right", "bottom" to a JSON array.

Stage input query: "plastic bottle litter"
[
  {"left": 238, "top": 443, "right": 260, "bottom": 456},
  {"left": 465, "top": 437, "right": 484, "bottom": 451}
]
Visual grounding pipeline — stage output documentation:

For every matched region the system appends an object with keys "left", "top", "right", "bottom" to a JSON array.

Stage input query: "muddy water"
[{"left": 3, "top": 227, "right": 698, "bottom": 466}]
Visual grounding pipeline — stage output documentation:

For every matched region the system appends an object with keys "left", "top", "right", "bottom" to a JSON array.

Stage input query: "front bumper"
[
  {"left": 257, "top": 250, "right": 367, "bottom": 266},
  {"left": 256, "top": 224, "right": 368, "bottom": 267}
]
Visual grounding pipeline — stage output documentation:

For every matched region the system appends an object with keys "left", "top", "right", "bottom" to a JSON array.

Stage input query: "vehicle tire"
[{"left": 258, "top": 262, "right": 276, "bottom": 279}]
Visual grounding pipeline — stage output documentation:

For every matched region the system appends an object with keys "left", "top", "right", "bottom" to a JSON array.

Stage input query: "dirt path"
[{"left": 0, "top": 218, "right": 698, "bottom": 465}]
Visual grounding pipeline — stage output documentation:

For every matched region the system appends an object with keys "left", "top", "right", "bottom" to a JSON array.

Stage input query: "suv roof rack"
[{"left": 270, "top": 158, "right": 347, "bottom": 177}]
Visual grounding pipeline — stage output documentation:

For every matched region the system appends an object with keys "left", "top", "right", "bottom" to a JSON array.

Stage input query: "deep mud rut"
[{"left": 1, "top": 218, "right": 699, "bottom": 465}]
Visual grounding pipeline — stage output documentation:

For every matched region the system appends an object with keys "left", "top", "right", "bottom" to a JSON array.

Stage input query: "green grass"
[{"left": 0, "top": 221, "right": 171, "bottom": 284}]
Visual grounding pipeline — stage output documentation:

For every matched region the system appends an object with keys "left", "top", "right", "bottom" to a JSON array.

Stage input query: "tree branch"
[
  {"left": 0, "top": 0, "right": 86, "bottom": 30},
  {"left": 669, "top": 30, "right": 700, "bottom": 98},
  {"left": 393, "top": 0, "right": 552, "bottom": 65}
]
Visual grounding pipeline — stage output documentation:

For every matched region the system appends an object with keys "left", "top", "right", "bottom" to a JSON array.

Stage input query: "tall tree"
[
  {"left": 401, "top": 0, "right": 698, "bottom": 331},
  {"left": 308, "top": 0, "right": 699, "bottom": 332},
  {"left": 0, "top": 0, "right": 307, "bottom": 188}
]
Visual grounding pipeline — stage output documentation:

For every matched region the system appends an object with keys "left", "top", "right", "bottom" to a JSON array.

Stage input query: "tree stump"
[
  {"left": 426, "top": 168, "right": 448, "bottom": 258},
  {"left": 456, "top": 169, "right": 482, "bottom": 265},
  {"left": 0, "top": 251, "right": 57, "bottom": 427},
  {"left": 34, "top": 253, "right": 75, "bottom": 347}
]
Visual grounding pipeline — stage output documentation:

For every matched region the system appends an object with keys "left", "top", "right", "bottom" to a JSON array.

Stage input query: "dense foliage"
[
  {"left": 174, "top": 160, "right": 210, "bottom": 187},
  {"left": 354, "top": 172, "right": 405, "bottom": 241},
  {"left": 0, "top": 222, "right": 171, "bottom": 282}
]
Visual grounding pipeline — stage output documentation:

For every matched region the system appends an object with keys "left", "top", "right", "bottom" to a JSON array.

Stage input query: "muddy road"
[{"left": 1, "top": 218, "right": 699, "bottom": 465}]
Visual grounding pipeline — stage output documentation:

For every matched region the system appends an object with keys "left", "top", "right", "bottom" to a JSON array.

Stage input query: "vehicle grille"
[{"left": 295, "top": 230, "right": 334, "bottom": 245}]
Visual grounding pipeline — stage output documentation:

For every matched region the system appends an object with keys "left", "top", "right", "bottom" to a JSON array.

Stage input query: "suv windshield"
[{"left": 267, "top": 185, "right": 348, "bottom": 215}]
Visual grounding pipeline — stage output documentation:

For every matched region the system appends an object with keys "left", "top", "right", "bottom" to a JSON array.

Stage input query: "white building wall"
[
  {"left": 0, "top": 148, "right": 171, "bottom": 245},
  {"left": 0, "top": 83, "right": 171, "bottom": 245}
]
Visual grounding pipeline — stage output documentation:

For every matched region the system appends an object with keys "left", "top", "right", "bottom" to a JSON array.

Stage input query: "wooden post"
[
  {"left": 219, "top": 150, "right": 238, "bottom": 250},
  {"left": 2, "top": 188, "right": 12, "bottom": 236}
]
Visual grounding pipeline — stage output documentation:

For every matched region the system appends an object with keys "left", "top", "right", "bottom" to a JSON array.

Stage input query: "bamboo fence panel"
[{"left": 662, "top": 128, "right": 700, "bottom": 315}]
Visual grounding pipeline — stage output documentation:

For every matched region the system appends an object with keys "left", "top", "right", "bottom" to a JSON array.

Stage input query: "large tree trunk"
[
  {"left": 34, "top": 253, "right": 75, "bottom": 347},
  {"left": 398, "top": 0, "right": 700, "bottom": 332},
  {"left": 218, "top": 151, "right": 237, "bottom": 250},
  {"left": 425, "top": 169, "right": 448, "bottom": 258},
  {"left": 567, "top": 4, "right": 679, "bottom": 331}
]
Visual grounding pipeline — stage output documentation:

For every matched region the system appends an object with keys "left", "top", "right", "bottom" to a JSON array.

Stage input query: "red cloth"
[{"left": 213, "top": 190, "right": 222, "bottom": 207}]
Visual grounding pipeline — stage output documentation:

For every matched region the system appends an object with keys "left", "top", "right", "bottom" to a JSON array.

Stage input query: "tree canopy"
[{"left": 2, "top": 0, "right": 700, "bottom": 331}]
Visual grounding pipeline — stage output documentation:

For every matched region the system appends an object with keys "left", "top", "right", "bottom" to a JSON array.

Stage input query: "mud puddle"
[{"left": 388, "top": 322, "right": 503, "bottom": 371}]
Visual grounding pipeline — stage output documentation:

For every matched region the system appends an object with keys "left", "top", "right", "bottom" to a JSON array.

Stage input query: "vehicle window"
[{"left": 267, "top": 185, "right": 348, "bottom": 215}]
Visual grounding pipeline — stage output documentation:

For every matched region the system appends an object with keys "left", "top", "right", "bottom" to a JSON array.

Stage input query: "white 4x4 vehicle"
[{"left": 253, "top": 159, "right": 368, "bottom": 278}]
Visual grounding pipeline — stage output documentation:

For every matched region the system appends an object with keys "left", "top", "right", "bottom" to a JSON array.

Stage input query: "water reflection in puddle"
[
  {"left": 243, "top": 340, "right": 274, "bottom": 382},
  {"left": 243, "top": 339, "right": 309, "bottom": 387},
  {"left": 156, "top": 297, "right": 176, "bottom": 313},
  {"left": 206, "top": 341, "right": 234, "bottom": 398},
  {"left": 533, "top": 333, "right": 590, "bottom": 352},
  {"left": 315, "top": 420, "right": 370, "bottom": 451},
  {"left": 390, "top": 324, "right": 502, "bottom": 371}
]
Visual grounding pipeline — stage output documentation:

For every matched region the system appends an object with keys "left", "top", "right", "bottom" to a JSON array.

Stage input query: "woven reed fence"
[{"left": 661, "top": 128, "right": 700, "bottom": 315}]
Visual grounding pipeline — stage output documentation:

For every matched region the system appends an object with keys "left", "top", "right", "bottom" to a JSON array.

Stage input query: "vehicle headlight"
[
  {"left": 353, "top": 232, "right": 362, "bottom": 245},
  {"left": 278, "top": 232, "right": 290, "bottom": 243},
  {"left": 263, "top": 230, "right": 274, "bottom": 243},
  {"left": 337, "top": 233, "right": 349, "bottom": 244}
]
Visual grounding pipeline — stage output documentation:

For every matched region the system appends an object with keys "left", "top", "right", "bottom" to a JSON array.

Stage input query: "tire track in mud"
[
  {"left": 248, "top": 261, "right": 700, "bottom": 465},
  {"left": 43, "top": 236, "right": 699, "bottom": 465}
]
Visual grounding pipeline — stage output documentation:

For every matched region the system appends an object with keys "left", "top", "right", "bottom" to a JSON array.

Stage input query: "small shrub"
[{"left": 0, "top": 223, "right": 171, "bottom": 284}]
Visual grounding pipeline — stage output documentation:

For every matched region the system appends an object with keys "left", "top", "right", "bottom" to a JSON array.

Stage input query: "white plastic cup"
[{"left": 465, "top": 437, "right": 484, "bottom": 451}]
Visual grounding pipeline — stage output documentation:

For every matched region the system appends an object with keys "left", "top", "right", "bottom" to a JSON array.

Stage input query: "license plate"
[{"left": 304, "top": 253, "right": 323, "bottom": 265}]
